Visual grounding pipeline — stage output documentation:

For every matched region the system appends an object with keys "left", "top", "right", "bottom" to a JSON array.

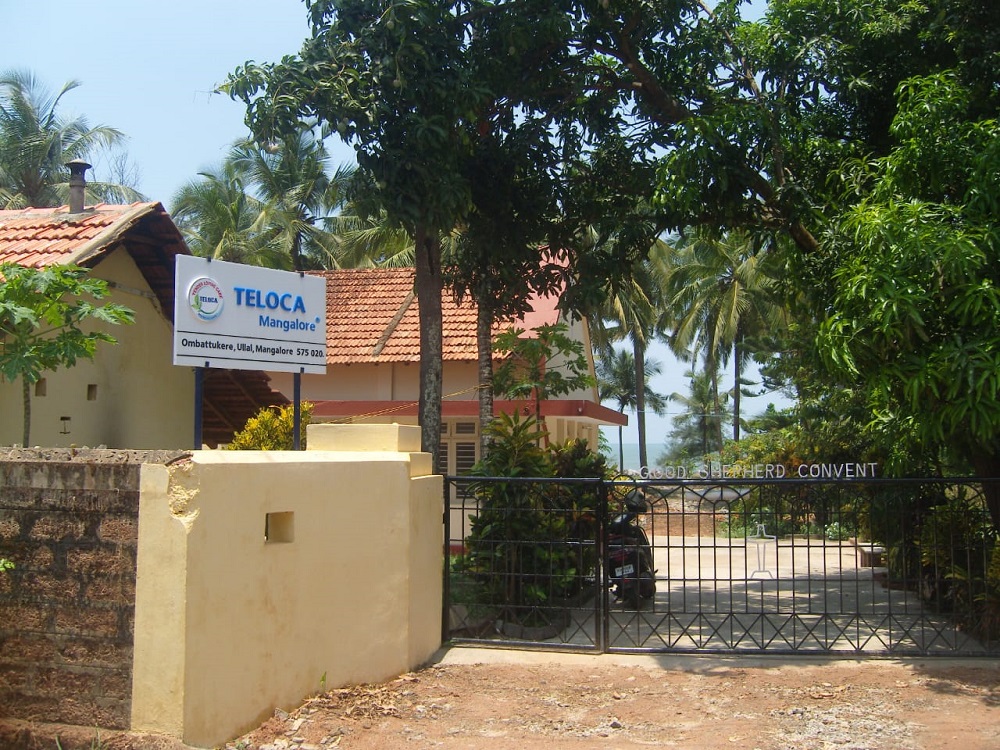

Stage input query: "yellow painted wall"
[
  {"left": 131, "top": 424, "right": 443, "bottom": 748},
  {"left": 0, "top": 247, "right": 193, "bottom": 448}
]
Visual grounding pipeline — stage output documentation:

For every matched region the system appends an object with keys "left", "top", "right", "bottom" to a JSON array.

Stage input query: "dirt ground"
[
  {"left": 5, "top": 651, "right": 999, "bottom": 749},
  {"left": 217, "top": 651, "right": 1000, "bottom": 750}
]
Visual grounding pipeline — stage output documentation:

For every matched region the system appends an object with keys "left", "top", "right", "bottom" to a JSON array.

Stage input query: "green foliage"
[
  {"left": 549, "top": 438, "right": 611, "bottom": 481},
  {"left": 493, "top": 323, "right": 594, "bottom": 413},
  {"left": 910, "top": 487, "right": 999, "bottom": 636},
  {"left": 719, "top": 491, "right": 861, "bottom": 541},
  {"left": 596, "top": 345, "right": 671, "bottom": 470},
  {"left": 715, "top": 413, "right": 878, "bottom": 542},
  {"left": 824, "top": 521, "right": 851, "bottom": 541},
  {"left": 225, "top": 0, "right": 494, "bottom": 458},
  {"left": 0, "top": 263, "right": 135, "bottom": 384},
  {"left": 719, "top": 505, "right": 800, "bottom": 539},
  {"left": 470, "top": 412, "right": 552, "bottom": 479},
  {"left": 0, "top": 263, "right": 135, "bottom": 445},
  {"left": 172, "top": 135, "right": 353, "bottom": 271},
  {"left": 549, "top": 437, "right": 611, "bottom": 571},
  {"left": 171, "top": 160, "right": 277, "bottom": 267},
  {"left": 226, "top": 0, "right": 492, "bottom": 234},
  {"left": 0, "top": 558, "right": 12, "bottom": 573},
  {"left": 492, "top": 321, "right": 595, "bottom": 459},
  {"left": 660, "top": 366, "right": 731, "bottom": 464},
  {"left": 662, "top": 228, "right": 785, "bottom": 442},
  {"left": 815, "top": 72, "right": 1000, "bottom": 499},
  {"left": 463, "top": 414, "right": 608, "bottom": 622},
  {"left": 220, "top": 0, "right": 1000, "bottom": 491},
  {"left": 225, "top": 402, "right": 313, "bottom": 451},
  {"left": 917, "top": 489, "right": 994, "bottom": 582},
  {"left": 716, "top": 424, "right": 800, "bottom": 471}
]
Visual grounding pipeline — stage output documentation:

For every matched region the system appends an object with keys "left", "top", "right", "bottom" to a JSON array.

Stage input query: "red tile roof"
[
  {"left": 311, "top": 268, "right": 561, "bottom": 364},
  {"left": 0, "top": 203, "right": 163, "bottom": 267}
]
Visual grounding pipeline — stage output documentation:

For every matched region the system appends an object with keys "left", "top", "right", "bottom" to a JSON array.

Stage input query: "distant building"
[{"left": 266, "top": 268, "right": 626, "bottom": 473}]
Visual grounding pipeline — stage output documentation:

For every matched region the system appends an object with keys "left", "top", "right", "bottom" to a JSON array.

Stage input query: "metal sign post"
[
  {"left": 293, "top": 370, "right": 302, "bottom": 451},
  {"left": 194, "top": 366, "right": 204, "bottom": 449}
]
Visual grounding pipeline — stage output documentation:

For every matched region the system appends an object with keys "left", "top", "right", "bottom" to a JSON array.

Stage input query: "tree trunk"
[
  {"left": 21, "top": 377, "right": 31, "bottom": 447},
  {"left": 970, "top": 449, "right": 1000, "bottom": 533},
  {"left": 618, "top": 422, "right": 625, "bottom": 473},
  {"left": 534, "top": 386, "right": 546, "bottom": 447},
  {"left": 291, "top": 233, "right": 303, "bottom": 272},
  {"left": 708, "top": 353, "right": 723, "bottom": 451},
  {"left": 477, "top": 301, "right": 494, "bottom": 459},
  {"left": 733, "top": 340, "right": 742, "bottom": 442},
  {"left": 633, "top": 337, "right": 648, "bottom": 470},
  {"left": 414, "top": 226, "right": 443, "bottom": 471}
]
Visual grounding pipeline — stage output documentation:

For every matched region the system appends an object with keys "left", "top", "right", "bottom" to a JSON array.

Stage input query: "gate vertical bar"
[{"left": 598, "top": 479, "right": 609, "bottom": 652}]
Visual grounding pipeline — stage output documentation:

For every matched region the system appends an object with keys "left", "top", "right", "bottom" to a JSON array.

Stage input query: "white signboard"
[{"left": 172, "top": 255, "right": 327, "bottom": 374}]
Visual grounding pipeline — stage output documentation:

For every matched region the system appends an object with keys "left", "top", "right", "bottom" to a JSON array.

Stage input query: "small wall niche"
[
  {"left": 86, "top": 384, "right": 98, "bottom": 401},
  {"left": 34, "top": 379, "right": 47, "bottom": 397},
  {"left": 264, "top": 511, "right": 294, "bottom": 543}
]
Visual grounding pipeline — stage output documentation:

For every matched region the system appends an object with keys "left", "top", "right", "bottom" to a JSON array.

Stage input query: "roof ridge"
[
  {"left": 68, "top": 203, "right": 164, "bottom": 266},
  {"left": 372, "top": 290, "right": 416, "bottom": 357}
]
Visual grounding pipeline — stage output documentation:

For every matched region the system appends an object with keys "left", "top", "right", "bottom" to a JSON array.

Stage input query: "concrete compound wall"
[{"left": 0, "top": 426, "right": 444, "bottom": 749}]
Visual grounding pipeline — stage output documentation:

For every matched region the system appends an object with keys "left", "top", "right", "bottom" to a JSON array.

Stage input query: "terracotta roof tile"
[
  {"left": 0, "top": 203, "right": 158, "bottom": 267},
  {"left": 310, "top": 267, "right": 560, "bottom": 365}
]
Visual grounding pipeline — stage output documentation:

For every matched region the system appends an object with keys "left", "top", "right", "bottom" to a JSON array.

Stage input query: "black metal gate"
[{"left": 443, "top": 475, "right": 1000, "bottom": 655}]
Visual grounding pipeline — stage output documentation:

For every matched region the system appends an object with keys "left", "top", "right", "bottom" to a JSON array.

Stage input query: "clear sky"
[
  {"left": 3, "top": 0, "right": 356, "bottom": 207},
  {"left": 4, "top": 0, "right": 789, "bottom": 452}
]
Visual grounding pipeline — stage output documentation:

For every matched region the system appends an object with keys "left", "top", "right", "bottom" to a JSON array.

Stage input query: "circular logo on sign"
[{"left": 187, "top": 277, "right": 224, "bottom": 321}]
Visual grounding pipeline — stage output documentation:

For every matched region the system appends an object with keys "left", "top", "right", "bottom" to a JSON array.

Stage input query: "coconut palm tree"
[
  {"left": 664, "top": 365, "right": 732, "bottom": 462},
  {"left": 0, "top": 70, "right": 142, "bottom": 208},
  {"left": 228, "top": 134, "right": 352, "bottom": 270},
  {"left": 597, "top": 347, "right": 671, "bottom": 471},
  {"left": 171, "top": 162, "right": 285, "bottom": 267},
  {"left": 591, "top": 232, "right": 674, "bottom": 470},
  {"left": 333, "top": 205, "right": 417, "bottom": 268},
  {"left": 663, "top": 228, "right": 785, "bottom": 442}
]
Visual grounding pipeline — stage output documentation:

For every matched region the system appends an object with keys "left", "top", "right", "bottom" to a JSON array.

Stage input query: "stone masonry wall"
[{"left": 0, "top": 449, "right": 185, "bottom": 730}]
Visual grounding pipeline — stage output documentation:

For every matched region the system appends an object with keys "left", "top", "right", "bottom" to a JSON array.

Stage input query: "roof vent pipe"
[{"left": 66, "top": 159, "right": 91, "bottom": 213}]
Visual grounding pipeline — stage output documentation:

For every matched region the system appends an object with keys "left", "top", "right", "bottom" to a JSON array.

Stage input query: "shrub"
[
  {"left": 916, "top": 488, "right": 994, "bottom": 621},
  {"left": 825, "top": 521, "right": 852, "bottom": 541},
  {"left": 463, "top": 416, "right": 608, "bottom": 624},
  {"left": 226, "top": 402, "right": 313, "bottom": 450}
]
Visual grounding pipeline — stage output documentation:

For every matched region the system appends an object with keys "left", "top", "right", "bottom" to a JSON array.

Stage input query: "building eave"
[{"left": 310, "top": 399, "right": 627, "bottom": 427}]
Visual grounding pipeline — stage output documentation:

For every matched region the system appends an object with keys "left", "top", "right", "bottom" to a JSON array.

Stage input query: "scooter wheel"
[
  {"left": 640, "top": 577, "right": 656, "bottom": 600},
  {"left": 619, "top": 587, "right": 642, "bottom": 609}
]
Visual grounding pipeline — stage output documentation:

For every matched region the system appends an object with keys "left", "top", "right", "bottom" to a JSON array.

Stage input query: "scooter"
[{"left": 607, "top": 489, "right": 656, "bottom": 607}]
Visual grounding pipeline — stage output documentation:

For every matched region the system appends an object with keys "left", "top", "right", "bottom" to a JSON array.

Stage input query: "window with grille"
[
  {"left": 455, "top": 442, "right": 477, "bottom": 474},
  {"left": 439, "top": 421, "right": 480, "bottom": 475}
]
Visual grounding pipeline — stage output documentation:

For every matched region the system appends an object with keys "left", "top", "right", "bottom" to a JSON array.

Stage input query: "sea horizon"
[{"left": 600, "top": 441, "right": 648, "bottom": 473}]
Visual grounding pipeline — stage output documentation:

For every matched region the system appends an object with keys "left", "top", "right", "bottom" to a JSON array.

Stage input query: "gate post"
[
  {"left": 442, "top": 476, "right": 452, "bottom": 645},
  {"left": 598, "top": 479, "right": 610, "bottom": 652}
]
